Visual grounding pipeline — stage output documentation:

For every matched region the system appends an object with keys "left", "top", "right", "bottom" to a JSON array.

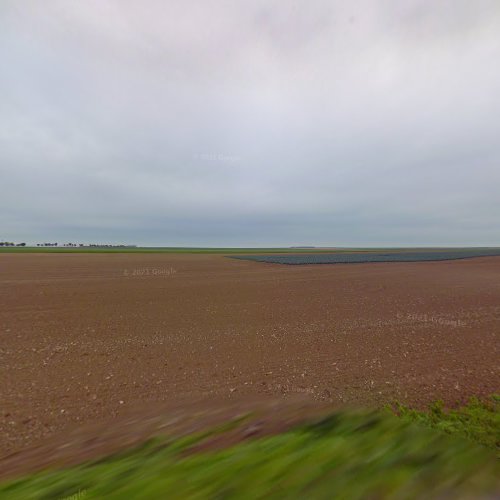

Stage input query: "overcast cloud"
[{"left": 1, "top": 1, "right": 499, "bottom": 246}]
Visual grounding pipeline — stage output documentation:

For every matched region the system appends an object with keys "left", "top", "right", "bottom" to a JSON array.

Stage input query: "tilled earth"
[{"left": 1, "top": 253, "right": 499, "bottom": 474}]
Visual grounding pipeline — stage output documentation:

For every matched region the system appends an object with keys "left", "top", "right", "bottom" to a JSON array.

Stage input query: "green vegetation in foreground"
[
  {"left": 1, "top": 403, "right": 498, "bottom": 500},
  {"left": 0, "top": 246, "right": 497, "bottom": 254},
  {"left": 391, "top": 394, "right": 500, "bottom": 455}
]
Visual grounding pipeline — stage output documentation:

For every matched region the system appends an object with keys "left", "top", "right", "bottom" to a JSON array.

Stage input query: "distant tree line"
[
  {"left": 34, "top": 243, "right": 137, "bottom": 248},
  {"left": 1, "top": 241, "right": 137, "bottom": 248},
  {"left": 85, "top": 244, "right": 137, "bottom": 248}
]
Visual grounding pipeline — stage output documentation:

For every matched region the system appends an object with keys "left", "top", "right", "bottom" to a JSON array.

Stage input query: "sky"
[{"left": 1, "top": 1, "right": 499, "bottom": 247}]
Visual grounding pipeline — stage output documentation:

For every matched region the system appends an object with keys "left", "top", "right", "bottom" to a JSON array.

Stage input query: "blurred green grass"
[
  {"left": 1, "top": 399, "right": 498, "bottom": 499},
  {"left": 390, "top": 394, "right": 500, "bottom": 456}
]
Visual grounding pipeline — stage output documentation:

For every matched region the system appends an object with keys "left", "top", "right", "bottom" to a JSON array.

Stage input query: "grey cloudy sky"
[{"left": 1, "top": 1, "right": 499, "bottom": 246}]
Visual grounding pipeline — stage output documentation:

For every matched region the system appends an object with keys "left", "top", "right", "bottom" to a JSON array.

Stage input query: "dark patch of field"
[{"left": 231, "top": 248, "right": 500, "bottom": 265}]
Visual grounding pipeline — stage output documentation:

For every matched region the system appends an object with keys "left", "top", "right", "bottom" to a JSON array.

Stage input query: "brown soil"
[{"left": 1, "top": 254, "right": 499, "bottom": 477}]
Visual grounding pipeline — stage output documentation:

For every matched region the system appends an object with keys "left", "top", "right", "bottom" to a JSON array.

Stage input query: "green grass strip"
[{"left": 0, "top": 405, "right": 498, "bottom": 499}]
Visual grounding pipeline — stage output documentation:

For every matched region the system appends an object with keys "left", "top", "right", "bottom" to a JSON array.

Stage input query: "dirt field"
[{"left": 1, "top": 253, "right": 499, "bottom": 466}]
